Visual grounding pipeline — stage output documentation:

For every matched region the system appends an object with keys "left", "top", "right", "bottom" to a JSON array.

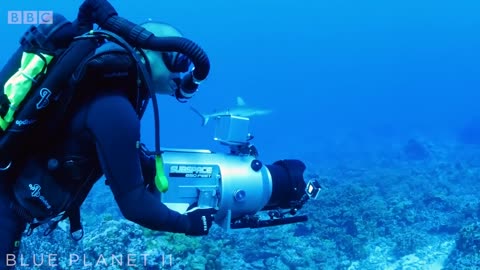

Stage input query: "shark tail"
[{"left": 190, "top": 106, "right": 209, "bottom": 126}]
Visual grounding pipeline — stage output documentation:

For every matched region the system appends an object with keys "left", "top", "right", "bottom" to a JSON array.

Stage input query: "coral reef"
[{"left": 15, "top": 138, "right": 480, "bottom": 269}]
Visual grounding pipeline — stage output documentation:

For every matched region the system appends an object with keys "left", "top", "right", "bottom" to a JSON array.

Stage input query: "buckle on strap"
[{"left": 12, "top": 204, "right": 65, "bottom": 237}]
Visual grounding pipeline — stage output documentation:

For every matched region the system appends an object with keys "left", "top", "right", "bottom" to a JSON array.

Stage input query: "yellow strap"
[
  {"left": 0, "top": 52, "right": 53, "bottom": 131},
  {"left": 154, "top": 155, "right": 169, "bottom": 192}
]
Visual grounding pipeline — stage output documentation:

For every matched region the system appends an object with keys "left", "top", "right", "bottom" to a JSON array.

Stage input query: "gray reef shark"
[{"left": 191, "top": 97, "right": 272, "bottom": 126}]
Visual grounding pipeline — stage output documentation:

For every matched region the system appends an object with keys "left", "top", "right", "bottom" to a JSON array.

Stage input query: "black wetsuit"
[{"left": 0, "top": 44, "right": 189, "bottom": 268}]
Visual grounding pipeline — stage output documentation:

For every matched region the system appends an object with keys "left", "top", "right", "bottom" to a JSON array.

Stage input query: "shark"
[{"left": 191, "top": 96, "right": 272, "bottom": 126}]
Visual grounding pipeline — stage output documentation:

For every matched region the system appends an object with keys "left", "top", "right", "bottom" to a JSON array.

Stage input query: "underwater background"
[{"left": 2, "top": 0, "right": 480, "bottom": 269}]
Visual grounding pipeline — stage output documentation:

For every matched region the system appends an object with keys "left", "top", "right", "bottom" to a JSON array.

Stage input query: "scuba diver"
[{"left": 0, "top": 1, "right": 217, "bottom": 268}]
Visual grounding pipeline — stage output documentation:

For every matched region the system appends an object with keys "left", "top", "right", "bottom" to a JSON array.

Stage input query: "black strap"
[
  {"left": 9, "top": 201, "right": 34, "bottom": 223},
  {"left": 43, "top": 212, "right": 68, "bottom": 236},
  {"left": 0, "top": 92, "right": 10, "bottom": 118},
  {"left": 26, "top": 223, "right": 43, "bottom": 236},
  {"left": 9, "top": 201, "right": 45, "bottom": 236},
  {"left": 66, "top": 206, "right": 84, "bottom": 241},
  {"left": 42, "top": 206, "right": 83, "bottom": 241},
  {"left": 54, "top": 167, "right": 100, "bottom": 240}
]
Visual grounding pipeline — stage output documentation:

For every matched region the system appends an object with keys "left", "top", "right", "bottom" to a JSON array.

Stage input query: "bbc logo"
[{"left": 7, "top": 11, "right": 53, "bottom": 25}]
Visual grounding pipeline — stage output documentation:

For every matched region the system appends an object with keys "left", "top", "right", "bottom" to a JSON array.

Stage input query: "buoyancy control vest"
[{"left": 10, "top": 40, "right": 144, "bottom": 240}]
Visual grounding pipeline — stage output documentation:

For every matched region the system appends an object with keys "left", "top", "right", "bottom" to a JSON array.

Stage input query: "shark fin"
[
  {"left": 236, "top": 96, "right": 246, "bottom": 106},
  {"left": 190, "top": 106, "right": 209, "bottom": 126}
]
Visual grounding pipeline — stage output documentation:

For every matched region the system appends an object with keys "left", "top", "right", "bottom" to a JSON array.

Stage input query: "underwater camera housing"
[{"left": 159, "top": 115, "right": 321, "bottom": 230}]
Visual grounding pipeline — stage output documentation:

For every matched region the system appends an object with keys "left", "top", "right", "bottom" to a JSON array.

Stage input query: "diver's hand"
[{"left": 184, "top": 207, "right": 217, "bottom": 236}]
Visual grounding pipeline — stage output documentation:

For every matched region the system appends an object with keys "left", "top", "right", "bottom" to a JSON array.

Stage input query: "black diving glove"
[{"left": 184, "top": 207, "right": 217, "bottom": 236}]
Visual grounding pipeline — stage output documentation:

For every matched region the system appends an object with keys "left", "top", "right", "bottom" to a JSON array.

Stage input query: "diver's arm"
[
  {"left": 84, "top": 94, "right": 189, "bottom": 232},
  {"left": 139, "top": 147, "right": 156, "bottom": 187}
]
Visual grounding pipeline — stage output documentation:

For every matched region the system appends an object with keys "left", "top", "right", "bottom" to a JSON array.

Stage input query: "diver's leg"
[{"left": 0, "top": 187, "right": 27, "bottom": 269}]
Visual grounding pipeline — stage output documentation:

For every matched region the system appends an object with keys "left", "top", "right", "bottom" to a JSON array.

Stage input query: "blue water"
[
  {"left": 3, "top": 0, "right": 479, "bottom": 163},
  {"left": 2, "top": 1, "right": 480, "bottom": 268}
]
